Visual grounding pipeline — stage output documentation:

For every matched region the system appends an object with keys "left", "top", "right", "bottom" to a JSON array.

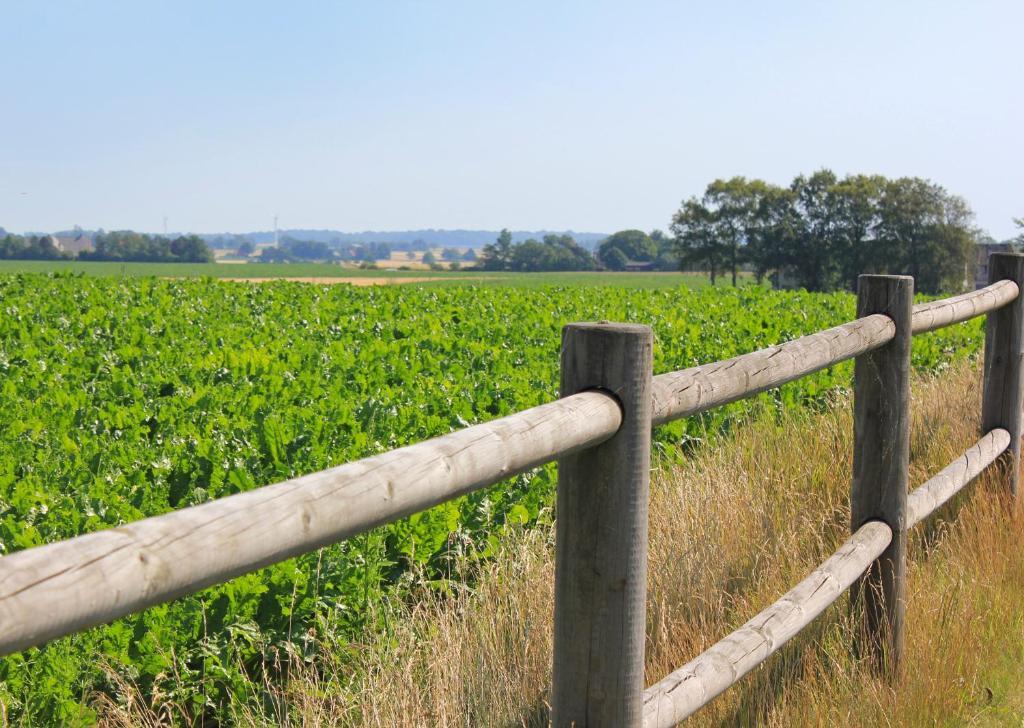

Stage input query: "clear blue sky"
[{"left": 1, "top": 0, "right": 1020, "bottom": 238}]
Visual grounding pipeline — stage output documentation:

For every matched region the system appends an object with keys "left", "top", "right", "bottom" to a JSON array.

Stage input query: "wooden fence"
[{"left": 1, "top": 254, "right": 1022, "bottom": 727}]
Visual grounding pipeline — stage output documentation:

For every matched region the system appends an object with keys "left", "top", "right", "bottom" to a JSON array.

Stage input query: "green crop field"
[
  {"left": 0, "top": 259, "right": 735, "bottom": 289},
  {"left": 0, "top": 274, "right": 984, "bottom": 723}
]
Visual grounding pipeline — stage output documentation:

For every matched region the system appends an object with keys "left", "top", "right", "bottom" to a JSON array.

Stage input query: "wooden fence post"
[
  {"left": 553, "top": 322, "right": 653, "bottom": 727},
  {"left": 982, "top": 252, "right": 1024, "bottom": 500},
  {"left": 850, "top": 274, "right": 912, "bottom": 674}
]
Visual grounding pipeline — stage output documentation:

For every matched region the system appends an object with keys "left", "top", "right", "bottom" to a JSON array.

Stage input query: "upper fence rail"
[{"left": 0, "top": 279, "right": 1014, "bottom": 660}]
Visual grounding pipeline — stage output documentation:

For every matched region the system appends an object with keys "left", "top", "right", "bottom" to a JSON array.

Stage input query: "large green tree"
[
  {"left": 671, "top": 178, "right": 782, "bottom": 284},
  {"left": 671, "top": 198, "right": 722, "bottom": 282},
  {"left": 876, "top": 177, "right": 975, "bottom": 293}
]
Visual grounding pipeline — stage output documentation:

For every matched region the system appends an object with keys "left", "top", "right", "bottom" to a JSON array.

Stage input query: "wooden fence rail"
[{"left": 0, "top": 255, "right": 1021, "bottom": 727}]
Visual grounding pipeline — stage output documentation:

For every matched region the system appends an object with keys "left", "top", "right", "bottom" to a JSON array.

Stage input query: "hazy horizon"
[{"left": 3, "top": 1, "right": 1021, "bottom": 239}]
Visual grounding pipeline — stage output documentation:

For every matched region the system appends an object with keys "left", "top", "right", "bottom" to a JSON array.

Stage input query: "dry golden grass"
[{"left": 98, "top": 360, "right": 1024, "bottom": 726}]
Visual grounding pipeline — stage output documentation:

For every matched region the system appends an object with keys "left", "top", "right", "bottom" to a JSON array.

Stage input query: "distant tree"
[
  {"left": 441, "top": 247, "right": 461, "bottom": 261},
  {"left": 422, "top": 251, "right": 437, "bottom": 264},
  {"left": 237, "top": 240, "right": 256, "bottom": 256},
  {"left": 671, "top": 199, "right": 722, "bottom": 282},
  {"left": 365, "top": 242, "right": 391, "bottom": 260},
  {"left": 480, "top": 229, "right": 514, "bottom": 271},
  {"left": 462, "top": 248, "right": 478, "bottom": 262},
  {"left": 597, "top": 230, "right": 657, "bottom": 270},
  {"left": 703, "top": 178, "right": 764, "bottom": 286},
  {"left": 602, "top": 246, "right": 630, "bottom": 272},
  {"left": 648, "top": 229, "right": 679, "bottom": 271},
  {"left": 785, "top": 170, "right": 845, "bottom": 291},
  {"left": 406, "top": 251, "right": 417, "bottom": 260},
  {"left": 745, "top": 184, "right": 798, "bottom": 284},
  {"left": 258, "top": 246, "right": 293, "bottom": 263},
  {"left": 875, "top": 177, "right": 974, "bottom": 294},
  {"left": 171, "top": 235, "right": 216, "bottom": 263},
  {"left": 279, "top": 237, "right": 333, "bottom": 261}
]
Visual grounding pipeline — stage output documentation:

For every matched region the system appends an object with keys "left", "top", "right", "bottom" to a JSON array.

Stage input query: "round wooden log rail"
[
  {"left": 911, "top": 280, "right": 1019, "bottom": 335},
  {"left": 641, "top": 521, "right": 894, "bottom": 728},
  {"left": 0, "top": 390, "right": 622, "bottom": 656},
  {"left": 907, "top": 428, "right": 1010, "bottom": 528},
  {"left": 650, "top": 315, "right": 896, "bottom": 425},
  {"left": 649, "top": 280, "right": 1018, "bottom": 427}
]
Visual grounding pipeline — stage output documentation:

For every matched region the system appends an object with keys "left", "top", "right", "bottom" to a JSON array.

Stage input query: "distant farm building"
[
  {"left": 624, "top": 261, "right": 654, "bottom": 272},
  {"left": 975, "top": 241, "right": 1018, "bottom": 289},
  {"left": 53, "top": 233, "right": 94, "bottom": 256}
]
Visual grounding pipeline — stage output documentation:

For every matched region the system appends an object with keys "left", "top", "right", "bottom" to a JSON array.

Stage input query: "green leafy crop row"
[{"left": 0, "top": 275, "right": 982, "bottom": 723}]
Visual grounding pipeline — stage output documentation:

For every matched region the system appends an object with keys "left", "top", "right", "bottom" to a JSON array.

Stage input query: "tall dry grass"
[{"left": 98, "top": 360, "right": 1024, "bottom": 726}]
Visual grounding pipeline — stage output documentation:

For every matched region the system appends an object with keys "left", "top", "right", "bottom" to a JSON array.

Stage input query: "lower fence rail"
[
  {"left": 907, "top": 429, "right": 1010, "bottom": 528},
  {"left": 641, "top": 428, "right": 1010, "bottom": 727},
  {"left": 641, "top": 520, "right": 893, "bottom": 728}
]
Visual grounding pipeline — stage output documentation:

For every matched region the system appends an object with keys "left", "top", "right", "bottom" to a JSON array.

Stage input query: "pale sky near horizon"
[{"left": 1, "top": 0, "right": 1021, "bottom": 238}]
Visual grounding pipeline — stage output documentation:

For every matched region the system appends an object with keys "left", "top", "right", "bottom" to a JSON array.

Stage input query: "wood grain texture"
[
  {"left": 553, "top": 323, "right": 653, "bottom": 728},
  {"left": 911, "top": 279, "right": 1019, "bottom": 334},
  {"left": 907, "top": 429, "right": 1010, "bottom": 529},
  {"left": 850, "top": 274, "right": 913, "bottom": 674},
  {"left": 982, "top": 254, "right": 1024, "bottom": 498},
  {"left": 0, "top": 390, "right": 622, "bottom": 656},
  {"left": 641, "top": 521, "right": 893, "bottom": 728},
  {"left": 650, "top": 314, "right": 895, "bottom": 426}
]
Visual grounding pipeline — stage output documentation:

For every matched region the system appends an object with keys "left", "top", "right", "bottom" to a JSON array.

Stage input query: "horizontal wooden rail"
[
  {"left": 641, "top": 521, "right": 893, "bottom": 728},
  {"left": 649, "top": 280, "right": 1018, "bottom": 428},
  {"left": 911, "top": 280, "right": 1019, "bottom": 335},
  {"left": 0, "top": 390, "right": 622, "bottom": 657},
  {"left": 907, "top": 428, "right": 1010, "bottom": 528},
  {"left": 650, "top": 314, "right": 895, "bottom": 425}
]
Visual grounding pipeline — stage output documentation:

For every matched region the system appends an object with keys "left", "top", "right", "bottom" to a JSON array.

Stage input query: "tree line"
[
  {"left": 671, "top": 170, "right": 978, "bottom": 294},
  {"left": 82, "top": 231, "right": 214, "bottom": 263},
  {"left": 0, "top": 234, "right": 69, "bottom": 260},
  {"left": 0, "top": 231, "right": 214, "bottom": 263},
  {"left": 477, "top": 229, "right": 677, "bottom": 272}
]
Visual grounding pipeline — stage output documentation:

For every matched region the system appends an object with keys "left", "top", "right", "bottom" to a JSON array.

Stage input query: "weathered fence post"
[
  {"left": 850, "top": 274, "right": 912, "bottom": 674},
  {"left": 982, "top": 252, "right": 1024, "bottom": 500},
  {"left": 553, "top": 322, "right": 653, "bottom": 727}
]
